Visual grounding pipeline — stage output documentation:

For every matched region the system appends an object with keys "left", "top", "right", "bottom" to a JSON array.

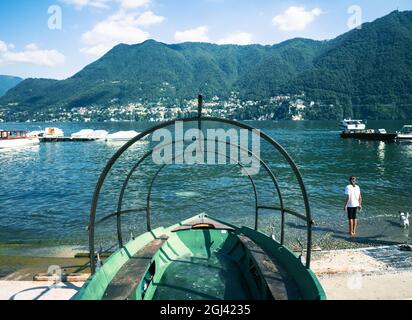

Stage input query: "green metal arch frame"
[
  {"left": 115, "top": 139, "right": 285, "bottom": 247},
  {"left": 89, "top": 116, "right": 313, "bottom": 273}
]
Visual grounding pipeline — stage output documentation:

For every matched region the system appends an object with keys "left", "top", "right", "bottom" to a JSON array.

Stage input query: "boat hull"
[
  {"left": 105, "top": 131, "right": 139, "bottom": 142},
  {"left": 397, "top": 134, "right": 412, "bottom": 140},
  {"left": 73, "top": 216, "right": 326, "bottom": 301},
  {"left": 340, "top": 131, "right": 397, "bottom": 142}
]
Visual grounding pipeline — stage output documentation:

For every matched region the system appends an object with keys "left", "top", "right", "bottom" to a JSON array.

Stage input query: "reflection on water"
[
  {"left": 0, "top": 145, "right": 40, "bottom": 157},
  {"left": 104, "top": 139, "right": 150, "bottom": 150},
  {"left": 399, "top": 141, "right": 412, "bottom": 159},
  {"left": 377, "top": 141, "right": 386, "bottom": 174},
  {"left": 175, "top": 191, "right": 202, "bottom": 198},
  {"left": 0, "top": 121, "right": 411, "bottom": 252},
  {"left": 378, "top": 141, "right": 386, "bottom": 161}
]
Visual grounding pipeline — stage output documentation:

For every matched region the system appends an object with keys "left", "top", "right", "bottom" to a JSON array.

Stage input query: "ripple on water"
[{"left": 0, "top": 121, "right": 411, "bottom": 253}]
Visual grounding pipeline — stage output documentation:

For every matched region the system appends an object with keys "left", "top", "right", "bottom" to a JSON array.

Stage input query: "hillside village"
[{"left": 0, "top": 93, "right": 317, "bottom": 123}]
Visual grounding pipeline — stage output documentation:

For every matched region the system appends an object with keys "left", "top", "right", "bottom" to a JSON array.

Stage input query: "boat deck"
[
  {"left": 238, "top": 235, "right": 301, "bottom": 300},
  {"left": 101, "top": 229, "right": 303, "bottom": 300},
  {"left": 102, "top": 235, "right": 169, "bottom": 300},
  {"left": 151, "top": 252, "right": 253, "bottom": 300}
]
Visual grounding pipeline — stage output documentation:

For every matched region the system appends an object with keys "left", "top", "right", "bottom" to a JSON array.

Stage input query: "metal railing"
[{"left": 88, "top": 95, "right": 313, "bottom": 273}]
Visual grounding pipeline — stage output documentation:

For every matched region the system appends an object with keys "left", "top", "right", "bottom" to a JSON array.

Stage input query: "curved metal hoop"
[
  {"left": 114, "top": 139, "right": 285, "bottom": 246},
  {"left": 88, "top": 116, "right": 313, "bottom": 273}
]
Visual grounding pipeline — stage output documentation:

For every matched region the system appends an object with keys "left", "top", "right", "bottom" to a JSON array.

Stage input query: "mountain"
[
  {"left": 284, "top": 10, "right": 412, "bottom": 119},
  {"left": 0, "top": 38, "right": 323, "bottom": 111},
  {"left": 0, "top": 75, "right": 23, "bottom": 97},
  {"left": 1, "top": 10, "right": 412, "bottom": 120}
]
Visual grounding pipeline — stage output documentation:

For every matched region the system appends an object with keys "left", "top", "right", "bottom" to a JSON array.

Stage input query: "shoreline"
[{"left": 1, "top": 244, "right": 412, "bottom": 300}]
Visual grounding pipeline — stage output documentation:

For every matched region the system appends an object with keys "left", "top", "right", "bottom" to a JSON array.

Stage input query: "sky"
[{"left": 0, "top": 0, "right": 412, "bottom": 80}]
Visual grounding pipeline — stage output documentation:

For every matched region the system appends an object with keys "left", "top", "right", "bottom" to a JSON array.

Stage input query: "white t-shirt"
[{"left": 345, "top": 184, "right": 361, "bottom": 208}]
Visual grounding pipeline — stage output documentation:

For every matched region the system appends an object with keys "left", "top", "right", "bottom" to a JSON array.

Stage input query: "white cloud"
[
  {"left": 80, "top": 44, "right": 110, "bottom": 57},
  {"left": 0, "top": 41, "right": 65, "bottom": 66},
  {"left": 25, "top": 43, "right": 39, "bottom": 51},
  {"left": 61, "top": 0, "right": 151, "bottom": 10},
  {"left": 66, "top": 0, "right": 162, "bottom": 58},
  {"left": 117, "top": 0, "right": 150, "bottom": 9},
  {"left": 217, "top": 32, "right": 253, "bottom": 45},
  {"left": 136, "top": 11, "right": 165, "bottom": 27},
  {"left": 272, "top": 6, "right": 323, "bottom": 32},
  {"left": 175, "top": 26, "right": 209, "bottom": 43},
  {"left": 0, "top": 40, "right": 8, "bottom": 52},
  {"left": 80, "top": 10, "right": 164, "bottom": 57},
  {"left": 60, "top": 0, "right": 110, "bottom": 10}
]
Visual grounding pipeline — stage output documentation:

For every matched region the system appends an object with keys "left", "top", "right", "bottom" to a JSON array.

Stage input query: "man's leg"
[
  {"left": 349, "top": 219, "right": 355, "bottom": 236},
  {"left": 353, "top": 219, "right": 358, "bottom": 236},
  {"left": 347, "top": 209, "right": 352, "bottom": 234}
]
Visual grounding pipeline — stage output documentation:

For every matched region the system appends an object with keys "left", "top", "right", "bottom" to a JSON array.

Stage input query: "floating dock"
[
  {"left": 340, "top": 131, "right": 397, "bottom": 142},
  {"left": 40, "top": 137, "right": 97, "bottom": 143}
]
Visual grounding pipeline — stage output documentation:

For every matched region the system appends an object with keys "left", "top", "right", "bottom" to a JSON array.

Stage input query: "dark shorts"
[{"left": 347, "top": 207, "right": 358, "bottom": 220}]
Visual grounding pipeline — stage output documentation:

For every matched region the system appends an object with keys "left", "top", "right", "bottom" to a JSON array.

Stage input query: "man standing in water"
[{"left": 344, "top": 176, "right": 362, "bottom": 238}]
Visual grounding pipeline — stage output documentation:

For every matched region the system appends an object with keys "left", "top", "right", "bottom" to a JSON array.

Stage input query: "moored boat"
[
  {"left": 397, "top": 125, "right": 412, "bottom": 140},
  {"left": 91, "top": 130, "right": 109, "bottom": 140},
  {"left": 0, "top": 130, "right": 40, "bottom": 149},
  {"left": 339, "top": 119, "right": 366, "bottom": 131},
  {"left": 71, "top": 129, "right": 108, "bottom": 140},
  {"left": 73, "top": 96, "right": 326, "bottom": 301},
  {"left": 105, "top": 130, "right": 139, "bottom": 141},
  {"left": 44, "top": 127, "right": 65, "bottom": 138},
  {"left": 71, "top": 129, "right": 96, "bottom": 139},
  {"left": 340, "top": 129, "right": 397, "bottom": 142},
  {"left": 28, "top": 127, "right": 65, "bottom": 138}
]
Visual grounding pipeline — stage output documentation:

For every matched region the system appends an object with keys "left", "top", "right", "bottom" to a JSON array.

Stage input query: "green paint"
[{"left": 73, "top": 216, "right": 326, "bottom": 300}]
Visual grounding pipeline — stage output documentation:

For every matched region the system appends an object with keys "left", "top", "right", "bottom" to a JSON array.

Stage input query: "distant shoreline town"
[{"left": 0, "top": 93, "right": 326, "bottom": 123}]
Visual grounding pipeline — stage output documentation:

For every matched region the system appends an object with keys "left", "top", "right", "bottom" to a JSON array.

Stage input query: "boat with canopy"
[{"left": 73, "top": 96, "right": 326, "bottom": 301}]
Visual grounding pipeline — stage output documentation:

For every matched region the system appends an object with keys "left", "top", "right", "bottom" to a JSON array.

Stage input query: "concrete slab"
[
  {"left": 0, "top": 281, "right": 84, "bottom": 300},
  {"left": 318, "top": 271, "right": 412, "bottom": 300},
  {"left": 311, "top": 245, "right": 412, "bottom": 275},
  {"left": 1, "top": 244, "right": 411, "bottom": 300},
  {"left": 311, "top": 244, "right": 412, "bottom": 300}
]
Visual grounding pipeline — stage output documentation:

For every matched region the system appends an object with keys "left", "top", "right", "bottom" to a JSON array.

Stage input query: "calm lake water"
[{"left": 0, "top": 120, "right": 411, "bottom": 257}]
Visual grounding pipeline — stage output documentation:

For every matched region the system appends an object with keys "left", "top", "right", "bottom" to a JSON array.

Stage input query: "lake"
[{"left": 0, "top": 120, "right": 411, "bottom": 257}]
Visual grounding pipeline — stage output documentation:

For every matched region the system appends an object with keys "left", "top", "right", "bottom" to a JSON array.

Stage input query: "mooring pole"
[
  {"left": 198, "top": 94, "right": 203, "bottom": 129},
  {"left": 198, "top": 95, "right": 204, "bottom": 153}
]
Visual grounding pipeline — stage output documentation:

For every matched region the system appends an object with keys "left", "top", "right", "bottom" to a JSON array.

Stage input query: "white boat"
[
  {"left": 28, "top": 127, "right": 65, "bottom": 138},
  {"left": 71, "top": 129, "right": 95, "bottom": 139},
  {"left": 339, "top": 119, "right": 366, "bottom": 131},
  {"left": 105, "top": 131, "right": 140, "bottom": 142},
  {"left": 44, "top": 127, "right": 64, "bottom": 138},
  {"left": 90, "top": 130, "right": 109, "bottom": 140},
  {"left": 0, "top": 130, "right": 40, "bottom": 149},
  {"left": 71, "top": 130, "right": 108, "bottom": 140},
  {"left": 397, "top": 125, "right": 412, "bottom": 140},
  {"left": 27, "top": 130, "right": 44, "bottom": 138}
]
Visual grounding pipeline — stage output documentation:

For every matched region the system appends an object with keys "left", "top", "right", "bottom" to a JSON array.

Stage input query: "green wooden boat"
[{"left": 73, "top": 96, "right": 326, "bottom": 301}]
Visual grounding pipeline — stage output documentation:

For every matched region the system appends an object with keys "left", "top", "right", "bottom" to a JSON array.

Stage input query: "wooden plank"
[
  {"left": 238, "top": 235, "right": 301, "bottom": 300},
  {"left": 102, "top": 235, "right": 168, "bottom": 300},
  {"left": 34, "top": 273, "right": 90, "bottom": 282}
]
